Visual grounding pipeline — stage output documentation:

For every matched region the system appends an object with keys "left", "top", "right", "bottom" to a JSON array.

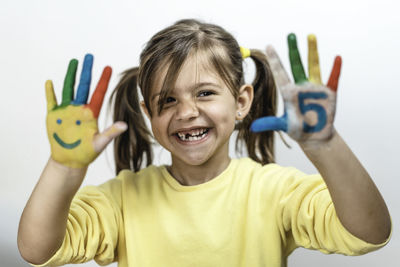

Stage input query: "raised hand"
[
  {"left": 251, "top": 34, "right": 342, "bottom": 144},
  {"left": 46, "top": 54, "right": 126, "bottom": 168}
]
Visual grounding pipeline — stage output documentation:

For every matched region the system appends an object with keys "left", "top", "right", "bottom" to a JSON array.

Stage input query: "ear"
[
  {"left": 236, "top": 84, "right": 254, "bottom": 120},
  {"left": 140, "top": 101, "right": 151, "bottom": 120}
]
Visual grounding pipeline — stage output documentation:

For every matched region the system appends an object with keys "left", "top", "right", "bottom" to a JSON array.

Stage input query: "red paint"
[
  {"left": 327, "top": 56, "right": 342, "bottom": 92},
  {"left": 87, "top": 66, "right": 112, "bottom": 118}
]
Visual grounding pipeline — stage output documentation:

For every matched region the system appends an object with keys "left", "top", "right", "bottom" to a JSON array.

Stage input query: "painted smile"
[{"left": 53, "top": 133, "right": 81, "bottom": 149}]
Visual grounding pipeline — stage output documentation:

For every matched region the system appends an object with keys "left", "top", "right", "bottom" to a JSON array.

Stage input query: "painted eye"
[
  {"left": 76, "top": 120, "right": 81, "bottom": 125},
  {"left": 57, "top": 119, "right": 62, "bottom": 124}
]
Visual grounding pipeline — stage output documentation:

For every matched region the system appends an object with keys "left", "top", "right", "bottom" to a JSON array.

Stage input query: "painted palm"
[
  {"left": 251, "top": 34, "right": 342, "bottom": 143},
  {"left": 46, "top": 54, "right": 112, "bottom": 168}
]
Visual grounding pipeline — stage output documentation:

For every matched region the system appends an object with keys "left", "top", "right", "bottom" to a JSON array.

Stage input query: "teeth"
[
  {"left": 176, "top": 128, "right": 209, "bottom": 141},
  {"left": 178, "top": 132, "right": 185, "bottom": 139}
]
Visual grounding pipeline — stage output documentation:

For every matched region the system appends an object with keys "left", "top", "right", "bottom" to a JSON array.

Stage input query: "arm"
[
  {"left": 251, "top": 34, "right": 391, "bottom": 245},
  {"left": 18, "top": 159, "right": 86, "bottom": 264},
  {"left": 18, "top": 54, "right": 127, "bottom": 264},
  {"left": 300, "top": 131, "right": 391, "bottom": 244}
]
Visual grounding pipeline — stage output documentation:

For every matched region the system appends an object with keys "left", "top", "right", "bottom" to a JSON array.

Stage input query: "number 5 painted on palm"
[
  {"left": 251, "top": 33, "right": 342, "bottom": 142},
  {"left": 298, "top": 91, "right": 327, "bottom": 133}
]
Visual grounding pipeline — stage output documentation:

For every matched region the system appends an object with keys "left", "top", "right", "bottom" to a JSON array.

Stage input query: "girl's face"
[{"left": 143, "top": 53, "right": 252, "bottom": 167}]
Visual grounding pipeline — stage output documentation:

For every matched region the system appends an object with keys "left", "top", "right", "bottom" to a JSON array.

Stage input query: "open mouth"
[{"left": 175, "top": 128, "right": 210, "bottom": 142}]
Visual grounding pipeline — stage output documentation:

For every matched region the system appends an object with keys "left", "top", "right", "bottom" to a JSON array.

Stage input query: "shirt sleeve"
[
  {"left": 265, "top": 165, "right": 391, "bottom": 256},
  {"left": 30, "top": 178, "right": 123, "bottom": 267}
]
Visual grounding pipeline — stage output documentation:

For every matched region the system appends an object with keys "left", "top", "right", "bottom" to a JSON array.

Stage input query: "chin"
[{"left": 173, "top": 152, "right": 213, "bottom": 166}]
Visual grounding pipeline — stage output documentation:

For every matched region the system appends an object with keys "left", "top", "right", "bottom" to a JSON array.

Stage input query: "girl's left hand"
[{"left": 251, "top": 34, "right": 342, "bottom": 145}]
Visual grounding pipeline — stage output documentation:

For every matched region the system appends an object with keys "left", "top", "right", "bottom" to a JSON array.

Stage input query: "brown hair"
[{"left": 110, "top": 19, "right": 277, "bottom": 174}]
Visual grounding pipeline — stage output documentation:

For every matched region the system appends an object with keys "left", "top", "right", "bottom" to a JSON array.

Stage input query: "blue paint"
[
  {"left": 53, "top": 133, "right": 81, "bottom": 149},
  {"left": 76, "top": 120, "right": 81, "bottom": 125},
  {"left": 72, "top": 54, "right": 93, "bottom": 105},
  {"left": 250, "top": 112, "right": 288, "bottom": 132},
  {"left": 57, "top": 119, "right": 62, "bottom": 124},
  {"left": 298, "top": 92, "right": 327, "bottom": 133}
]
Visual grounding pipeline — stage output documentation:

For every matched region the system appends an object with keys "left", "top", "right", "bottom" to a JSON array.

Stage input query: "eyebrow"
[{"left": 150, "top": 82, "right": 220, "bottom": 103}]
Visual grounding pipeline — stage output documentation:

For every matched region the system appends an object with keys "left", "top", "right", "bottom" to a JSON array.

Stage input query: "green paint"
[
  {"left": 53, "top": 133, "right": 81, "bottom": 149},
  {"left": 288, "top": 33, "right": 307, "bottom": 84},
  {"left": 52, "top": 104, "right": 70, "bottom": 111},
  {"left": 61, "top": 59, "right": 78, "bottom": 107}
]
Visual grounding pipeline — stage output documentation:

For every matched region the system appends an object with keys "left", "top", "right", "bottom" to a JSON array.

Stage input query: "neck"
[{"left": 168, "top": 146, "right": 231, "bottom": 186}]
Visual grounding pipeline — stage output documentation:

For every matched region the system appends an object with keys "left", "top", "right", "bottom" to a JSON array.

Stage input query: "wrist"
[
  {"left": 298, "top": 128, "right": 339, "bottom": 152},
  {"left": 48, "top": 157, "right": 88, "bottom": 180}
]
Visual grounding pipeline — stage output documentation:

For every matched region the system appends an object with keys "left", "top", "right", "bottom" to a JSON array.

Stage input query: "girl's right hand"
[{"left": 46, "top": 54, "right": 127, "bottom": 169}]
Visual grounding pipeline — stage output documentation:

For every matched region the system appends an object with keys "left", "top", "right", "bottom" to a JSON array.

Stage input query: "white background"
[{"left": 1, "top": 0, "right": 399, "bottom": 266}]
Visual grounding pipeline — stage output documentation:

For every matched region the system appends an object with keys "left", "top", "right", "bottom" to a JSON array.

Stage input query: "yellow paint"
[
  {"left": 45, "top": 80, "right": 57, "bottom": 112},
  {"left": 46, "top": 105, "right": 98, "bottom": 168},
  {"left": 104, "top": 125, "right": 120, "bottom": 138},
  {"left": 307, "top": 34, "right": 322, "bottom": 84}
]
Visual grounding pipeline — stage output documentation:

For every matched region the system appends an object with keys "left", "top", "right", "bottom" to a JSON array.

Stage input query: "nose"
[{"left": 175, "top": 99, "right": 199, "bottom": 121}]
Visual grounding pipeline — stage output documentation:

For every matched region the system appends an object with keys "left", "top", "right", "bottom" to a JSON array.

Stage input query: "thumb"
[
  {"left": 250, "top": 114, "right": 288, "bottom": 133},
  {"left": 93, "top": 121, "right": 128, "bottom": 153}
]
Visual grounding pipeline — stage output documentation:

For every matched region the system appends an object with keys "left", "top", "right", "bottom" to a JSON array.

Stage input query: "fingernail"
[{"left": 115, "top": 121, "right": 128, "bottom": 131}]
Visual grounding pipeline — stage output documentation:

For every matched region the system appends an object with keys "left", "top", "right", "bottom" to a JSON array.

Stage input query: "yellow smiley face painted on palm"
[
  {"left": 47, "top": 105, "right": 98, "bottom": 168},
  {"left": 46, "top": 54, "right": 112, "bottom": 168}
]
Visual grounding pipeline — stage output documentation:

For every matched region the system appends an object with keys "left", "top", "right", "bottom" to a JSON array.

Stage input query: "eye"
[
  {"left": 158, "top": 96, "right": 176, "bottom": 110},
  {"left": 165, "top": 96, "right": 176, "bottom": 103},
  {"left": 56, "top": 119, "right": 62, "bottom": 124},
  {"left": 198, "top": 91, "right": 214, "bottom": 97},
  {"left": 76, "top": 120, "right": 81, "bottom": 125}
]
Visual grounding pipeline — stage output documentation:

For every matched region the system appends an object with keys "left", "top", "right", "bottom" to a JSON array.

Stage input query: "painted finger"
[
  {"left": 288, "top": 33, "right": 307, "bottom": 84},
  {"left": 250, "top": 115, "right": 288, "bottom": 133},
  {"left": 266, "top": 45, "right": 291, "bottom": 88},
  {"left": 307, "top": 34, "right": 322, "bottom": 84},
  {"left": 87, "top": 66, "right": 112, "bottom": 118},
  {"left": 73, "top": 54, "right": 93, "bottom": 105},
  {"left": 61, "top": 59, "right": 78, "bottom": 107},
  {"left": 327, "top": 56, "right": 342, "bottom": 92},
  {"left": 93, "top": 121, "right": 127, "bottom": 153},
  {"left": 45, "top": 80, "right": 57, "bottom": 112}
]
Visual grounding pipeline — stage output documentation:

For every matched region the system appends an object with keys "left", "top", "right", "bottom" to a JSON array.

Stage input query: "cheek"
[
  {"left": 150, "top": 117, "right": 168, "bottom": 142},
  {"left": 208, "top": 100, "right": 236, "bottom": 121}
]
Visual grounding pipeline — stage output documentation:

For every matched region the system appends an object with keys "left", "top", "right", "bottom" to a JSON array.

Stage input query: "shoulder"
[
  {"left": 115, "top": 165, "right": 165, "bottom": 183},
  {"left": 234, "top": 157, "right": 307, "bottom": 181},
  {"left": 117, "top": 165, "right": 164, "bottom": 177},
  {"left": 234, "top": 157, "right": 325, "bottom": 196},
  {"left": 76, "top": 165, "right": 165, "bottom": 207}
]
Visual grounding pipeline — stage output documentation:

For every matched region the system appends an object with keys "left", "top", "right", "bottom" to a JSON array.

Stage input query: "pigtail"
[
  {"left": 110, "top": 67, "right": 153, "bottom": 174},
  {"left": 236, "top": 49, "right": 277, "bottom": 164}
]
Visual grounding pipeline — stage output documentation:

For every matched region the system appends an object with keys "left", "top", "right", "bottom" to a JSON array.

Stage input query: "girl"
[{"left": 18, "top": 19, "right": 391, "bottom": 267}]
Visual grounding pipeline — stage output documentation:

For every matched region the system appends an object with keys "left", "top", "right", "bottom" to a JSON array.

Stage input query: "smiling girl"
[{"left": 18, "top": 19, "right": 391, "bottom": 267}]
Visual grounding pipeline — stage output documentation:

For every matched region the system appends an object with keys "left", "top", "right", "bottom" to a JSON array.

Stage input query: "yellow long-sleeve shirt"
[{"left": 33, "top": 158, "right": 390, "bottom": 267}]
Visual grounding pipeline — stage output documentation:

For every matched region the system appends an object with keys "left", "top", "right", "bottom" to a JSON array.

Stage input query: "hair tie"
[{"left": 240, "top": 46, "right": 251, "bottom": 59}]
